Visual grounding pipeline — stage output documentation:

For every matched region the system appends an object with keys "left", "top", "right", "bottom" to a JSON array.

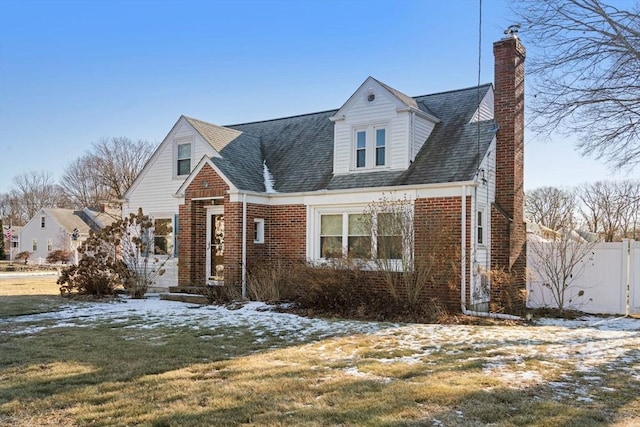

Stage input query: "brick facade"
[{"left": 491, "top": 36, "right": 527, "bottom": 302}]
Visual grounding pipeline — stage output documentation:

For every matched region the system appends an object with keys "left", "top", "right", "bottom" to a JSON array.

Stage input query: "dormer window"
[{"left": 353, "top": 125, "right": 387, "bottom": 170}]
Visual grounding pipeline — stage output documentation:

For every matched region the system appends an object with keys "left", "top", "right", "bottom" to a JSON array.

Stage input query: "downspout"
[
  {"left": 242, "top": 193, "right": 247, "bottom": 299},
  {"left": 461, "top": 185, "right": 520, "bottom": 320}
]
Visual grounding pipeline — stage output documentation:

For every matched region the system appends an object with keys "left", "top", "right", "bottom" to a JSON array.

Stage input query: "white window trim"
[
  {"left": 174, "top": 137, "right": 194, "bottom": 178},
  {"left": 254, "top": 218, "right": 265, "bottom": 244},
  {"left": 477, "top": 207, "right": 486, "bottom": 247},
  {"left": 32, "top": 239, "right": 38, "bottom": 251},
  {"left": 151, "top": 217, "right": 174, "bottom": 256},
  {"left": 311, "top": 206, "right": 408, "bottom": 270},
  {"left": 351, "top": 123, "right": 390, "bottom": 171}
]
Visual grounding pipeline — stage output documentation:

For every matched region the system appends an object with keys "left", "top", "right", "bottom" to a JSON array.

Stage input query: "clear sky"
[{"left": 0, "top": 0, "right": 631, "bottom": 195}]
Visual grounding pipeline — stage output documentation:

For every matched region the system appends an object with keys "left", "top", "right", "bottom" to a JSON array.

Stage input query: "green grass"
[{"left": 1, "top": 277, "right": 639, "bottom": 426}]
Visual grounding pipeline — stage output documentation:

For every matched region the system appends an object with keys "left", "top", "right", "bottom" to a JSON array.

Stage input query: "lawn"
[{"left": 1, "top": 277, "right": 639, "bottom": 426}]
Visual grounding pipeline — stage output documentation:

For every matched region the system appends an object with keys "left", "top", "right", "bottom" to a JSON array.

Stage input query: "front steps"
[{"left": 160, "top": 286, "right": 209, "bottom": 304}]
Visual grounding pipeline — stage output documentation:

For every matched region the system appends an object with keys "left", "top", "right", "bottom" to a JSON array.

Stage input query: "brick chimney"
[{"left": 491, "top": 30, "right": 526, "bottom": 296}]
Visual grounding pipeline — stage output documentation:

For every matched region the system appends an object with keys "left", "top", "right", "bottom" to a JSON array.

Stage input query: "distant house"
[
  {"left": 123, "top": 33, "right": 527, "bottom": 312},
  {"left": 19, "top": 208, "right": 118, "bottom": 264},
  {"left": 2, "top": 225, "right": 21, "bottom": 260}
]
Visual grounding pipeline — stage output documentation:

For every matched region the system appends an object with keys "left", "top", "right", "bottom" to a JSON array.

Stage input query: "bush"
[
  {"left": 15, "top": 251, "right": 30, "bottom": 264},
  {"left": 46, "top": 249, "right": 72, "bottom": 264},
  {"left": 247, "top": 258, "right": 290, "bottom": 302},
  {"left": 200, "top": 284, "right": 242, "bottom": 305},
  {"left": 58, "top": 264, "right": 119, "bottom": 297},
  {"left": 58, "top": 208, "right": 170, "bottom": 298}
]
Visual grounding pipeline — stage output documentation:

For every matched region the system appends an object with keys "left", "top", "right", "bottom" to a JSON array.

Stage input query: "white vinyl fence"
[{"left": 527, "top": 239, "right": 640, "bottom": 315}]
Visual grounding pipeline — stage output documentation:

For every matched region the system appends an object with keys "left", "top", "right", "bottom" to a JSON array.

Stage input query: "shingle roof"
[
  {"left": 372, "top": 77, "right": 418, "bottom": 109},
  {"left": 184, "top": 116, "right": 245, "bottom": 153},
  {"left": 191, "top": 83, "right": 495, "bottom": 193},
  {"left": 44, "top": 209, "right": 93, "bottom": 234}
]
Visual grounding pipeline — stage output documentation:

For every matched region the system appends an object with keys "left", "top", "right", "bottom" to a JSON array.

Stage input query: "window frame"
[
  {"left": 254, "top": 218, "right": 265, "bottom": 244},
  {"left": 314, "top": 207, "right": 408, "bottom": 265},
  {"left": 32, "top": 239, "right": 38, "bottom": 251},
  {"left": 351, "top": 124, "right": 389, "bottom": 171},
  {"left": 477, "top": 208, "right": 486, "bottom": 246},
  {"left": 47, "top": 239, "right": 53, "bottom": 252},
  {"left": 174, "top": 137, "right": 193, "bottom": 178},
  {"left": 40, "top": 216, "right": 46, "bottom": 228},
  {"left": 152, "top": 218, "right": 173, "bottom": 256}
]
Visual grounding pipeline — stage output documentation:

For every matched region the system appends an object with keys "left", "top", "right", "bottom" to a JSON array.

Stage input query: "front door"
[{"left": 206, "top": 208, "right": 224, "bottom": 284}]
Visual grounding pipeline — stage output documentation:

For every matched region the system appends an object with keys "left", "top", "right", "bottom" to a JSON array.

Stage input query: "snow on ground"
[{"left": 2, "top": 295, "right": 640, "bottom": 401}]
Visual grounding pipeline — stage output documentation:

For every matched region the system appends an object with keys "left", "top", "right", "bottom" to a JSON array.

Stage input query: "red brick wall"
[
  {"left": 414, "top": 196, "right": 470, "bottom": 311},
  {"left": 492, "top": 36, "right": 527, "bottom": 303},
  {"left": 178, "top": 164, "right": 229, "bottom": 286}
]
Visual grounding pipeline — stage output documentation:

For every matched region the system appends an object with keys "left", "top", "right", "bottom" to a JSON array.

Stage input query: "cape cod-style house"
[{"left": 122, "top": 33, "right": 526, "bottom": 313}]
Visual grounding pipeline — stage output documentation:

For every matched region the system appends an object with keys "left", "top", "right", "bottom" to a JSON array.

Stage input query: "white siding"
[
  {"left": 124, "top": 119, "right": 216, "bottom": 217},
  {"left": 123, "top": 117, "right": 216, "bottom": 290},
  {"left": 470, "top": 88, "right": 494, "bottom": 122},
  {"left": 333, "top": 79, "right": 410, "bottom": 173},
  {"left": 471, "top": 137, "right": 496, "bottom": 304},
  {"left": 412, "top": 115, "right": 436, "bottom": 161},
  {"left": 19, "top": 212, "right": 69, "bottom": 263}
]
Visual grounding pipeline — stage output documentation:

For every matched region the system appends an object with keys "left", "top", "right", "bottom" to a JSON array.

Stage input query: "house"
[
  {"left": 2, "top": 225, "right": 21, "bottom": 260},
  {"left": 122, "top": 32, "right": 526, "bottom": 312},
  {"left": 19, "top": 207, "right": 118, "bottom": 264}
]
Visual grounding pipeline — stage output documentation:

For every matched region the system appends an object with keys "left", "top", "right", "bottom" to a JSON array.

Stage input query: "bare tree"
[
  {"left": 60, "top": 154, "right": 110, "bottom": 209},
  {"left": 528, "top": 235, "right": 596, "bottom": 312},
  {"left": 525, "top": 186, "right": 576, "bottom": 229},
  {"left": 4, "top": 171, "right": 69, "bottom": 224},
  {"left": 512, "top": 0, "right": 640, "bottom": 168},
  {"left": 577, "top": 179, "right": 640, "bottom": 241},
  {"left": 90, "top": 137, "right": 156, "bottom": 200}
]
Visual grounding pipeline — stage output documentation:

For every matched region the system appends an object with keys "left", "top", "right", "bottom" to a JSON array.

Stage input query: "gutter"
[
  {"left": 460, "top": 185, "right": 521, "bottom": 321},
  {"left": 242, "top": 193, "right": 247, "bottom": 299}
]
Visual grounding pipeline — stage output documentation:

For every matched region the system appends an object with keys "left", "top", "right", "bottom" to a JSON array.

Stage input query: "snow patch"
[{"left": 263, "top": 160, "right": 277, "bottom": 193}]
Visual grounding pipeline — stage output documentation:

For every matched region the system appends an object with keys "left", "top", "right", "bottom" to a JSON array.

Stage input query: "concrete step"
[
  {"left": 168, "top": 286, "right": 208, "bottom": 295},
  {"left": 160, "top": 293, "right": 209, "bottom": 305}
]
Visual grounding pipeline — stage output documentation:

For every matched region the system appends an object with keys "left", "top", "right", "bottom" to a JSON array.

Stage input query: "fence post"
[{"left": 622, "top": 239, "right": 630, "bottom": 316}]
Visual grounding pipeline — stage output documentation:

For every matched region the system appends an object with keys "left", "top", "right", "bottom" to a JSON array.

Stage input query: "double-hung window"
[
  {"left": 375, "top": 128, "right": 386, "bottom": 166},
  {"left": 153, "top": 218, "right": 173, "bottom": 255},
  {"left": 477, "top": 210, "right": 485, "bottom": 245},
  {"left": 176, "top": 142, "right": 191, "bottom": 176},
  {"left": 353, "top": 126, "right": 387, "bottom": 170},
  {"left": 318, "top": 210, "right": 405, "bottom": 262},
  {"left": 377, "top": 213, "right": 402, "bottom": 259},
  {"left": 355, "top": 131, "right": 366, "bottom": 168},
  {"left": 320, "top": 214, "right": 343, "bottom": 258}
]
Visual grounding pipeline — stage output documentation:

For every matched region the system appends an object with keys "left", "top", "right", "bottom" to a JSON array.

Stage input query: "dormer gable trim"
[
  {"left": 173, "top": 155, "right": 237, "bottom": 198},
  {"left": 331, "top": 76, "right": 417, "bottom": 121},
  {"left": 396, "top": 106, "right": 441, "bottom": 123}
]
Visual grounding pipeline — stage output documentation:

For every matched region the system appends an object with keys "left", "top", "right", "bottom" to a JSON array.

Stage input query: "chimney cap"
[{"left": 503, "top": 24, "right": 521, "bottom": 39}]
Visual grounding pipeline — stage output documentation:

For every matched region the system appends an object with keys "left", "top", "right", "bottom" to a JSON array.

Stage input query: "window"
[
  {"left": 477, "top": 210, "right": 485, "bottom": 245},
  {"left": 41, "top": 216, "right": 46, "bottom": 228},
  {"left": 320, "top": 214, "right": 343, "bottom": 258},
  {"left": 355, "top": 131, "right": 366, "bottom": 168},
  {"left": 353, "top": 126, "right": 387, "bottom": 170},
  {"left": 254, "top": 218, "right": 265, "bottom": 244},
  {"left": 377, "top": 213, "right": 402, "bottom": 260},
  {"left": 375, "top": 128, "right": 386, "bottom": 166},
  {"left": 47, "top": 239, "right": 53, "bottom": 252},
  {"left": 32, "top": 239, "right": 38, "bottom": 251},
  {"left": 177, "top": 143, "right": 191, "bottom": 176},
  {"left": 153, "top": 218, "right": 173, "bottom": 255},
  {"left": 348, "top": 214, "right": 372, "bottom": 258},
  {"left": 317, "top": 210, "right": 405, "bottom": 261}
]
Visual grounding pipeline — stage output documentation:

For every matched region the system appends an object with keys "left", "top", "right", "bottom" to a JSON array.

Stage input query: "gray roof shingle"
[{"left": 191, "top": 83, "right": 495, "bottom": 193}]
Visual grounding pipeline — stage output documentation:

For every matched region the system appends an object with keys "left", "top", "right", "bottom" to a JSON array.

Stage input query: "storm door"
[{"left": 206, "top": 207, "right": 224, "bottom": 284}]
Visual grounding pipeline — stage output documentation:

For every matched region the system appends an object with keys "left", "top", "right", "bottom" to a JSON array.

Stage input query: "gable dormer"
[{"left": 331, "top": 77, "right": 439, "bottom": 175}]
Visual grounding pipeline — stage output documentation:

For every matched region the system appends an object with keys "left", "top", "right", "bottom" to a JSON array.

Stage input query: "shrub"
[
  {"left": 201, "top": 284, "right": 241, "bottom": 305},
  {"left": 15, "top": 251, "right": 30, "bottom": 264},
  {"left": 247, "top": 258, "right": 290, "bottom": 302},
  {"left": 46, "top": 249, "right": 72, "bottom": 264},
  {"left": 58, "top": 208, "right": 170, "bottom": 298}
]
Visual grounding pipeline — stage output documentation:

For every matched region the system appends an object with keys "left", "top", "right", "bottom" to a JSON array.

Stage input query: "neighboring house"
[
  {"left": 18, "top": 207, "right": 116, "bottom": 264},
  {"left": 2, "top": 225, "right": 21, "bottom": 260},
  {"left": 123, "top": 33, "right": 527, "bottom": 312}
]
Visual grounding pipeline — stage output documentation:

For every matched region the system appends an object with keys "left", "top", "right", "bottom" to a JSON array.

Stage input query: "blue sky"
[{"left": 0, "top": 0, "right": 625, "bottom": 195}]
